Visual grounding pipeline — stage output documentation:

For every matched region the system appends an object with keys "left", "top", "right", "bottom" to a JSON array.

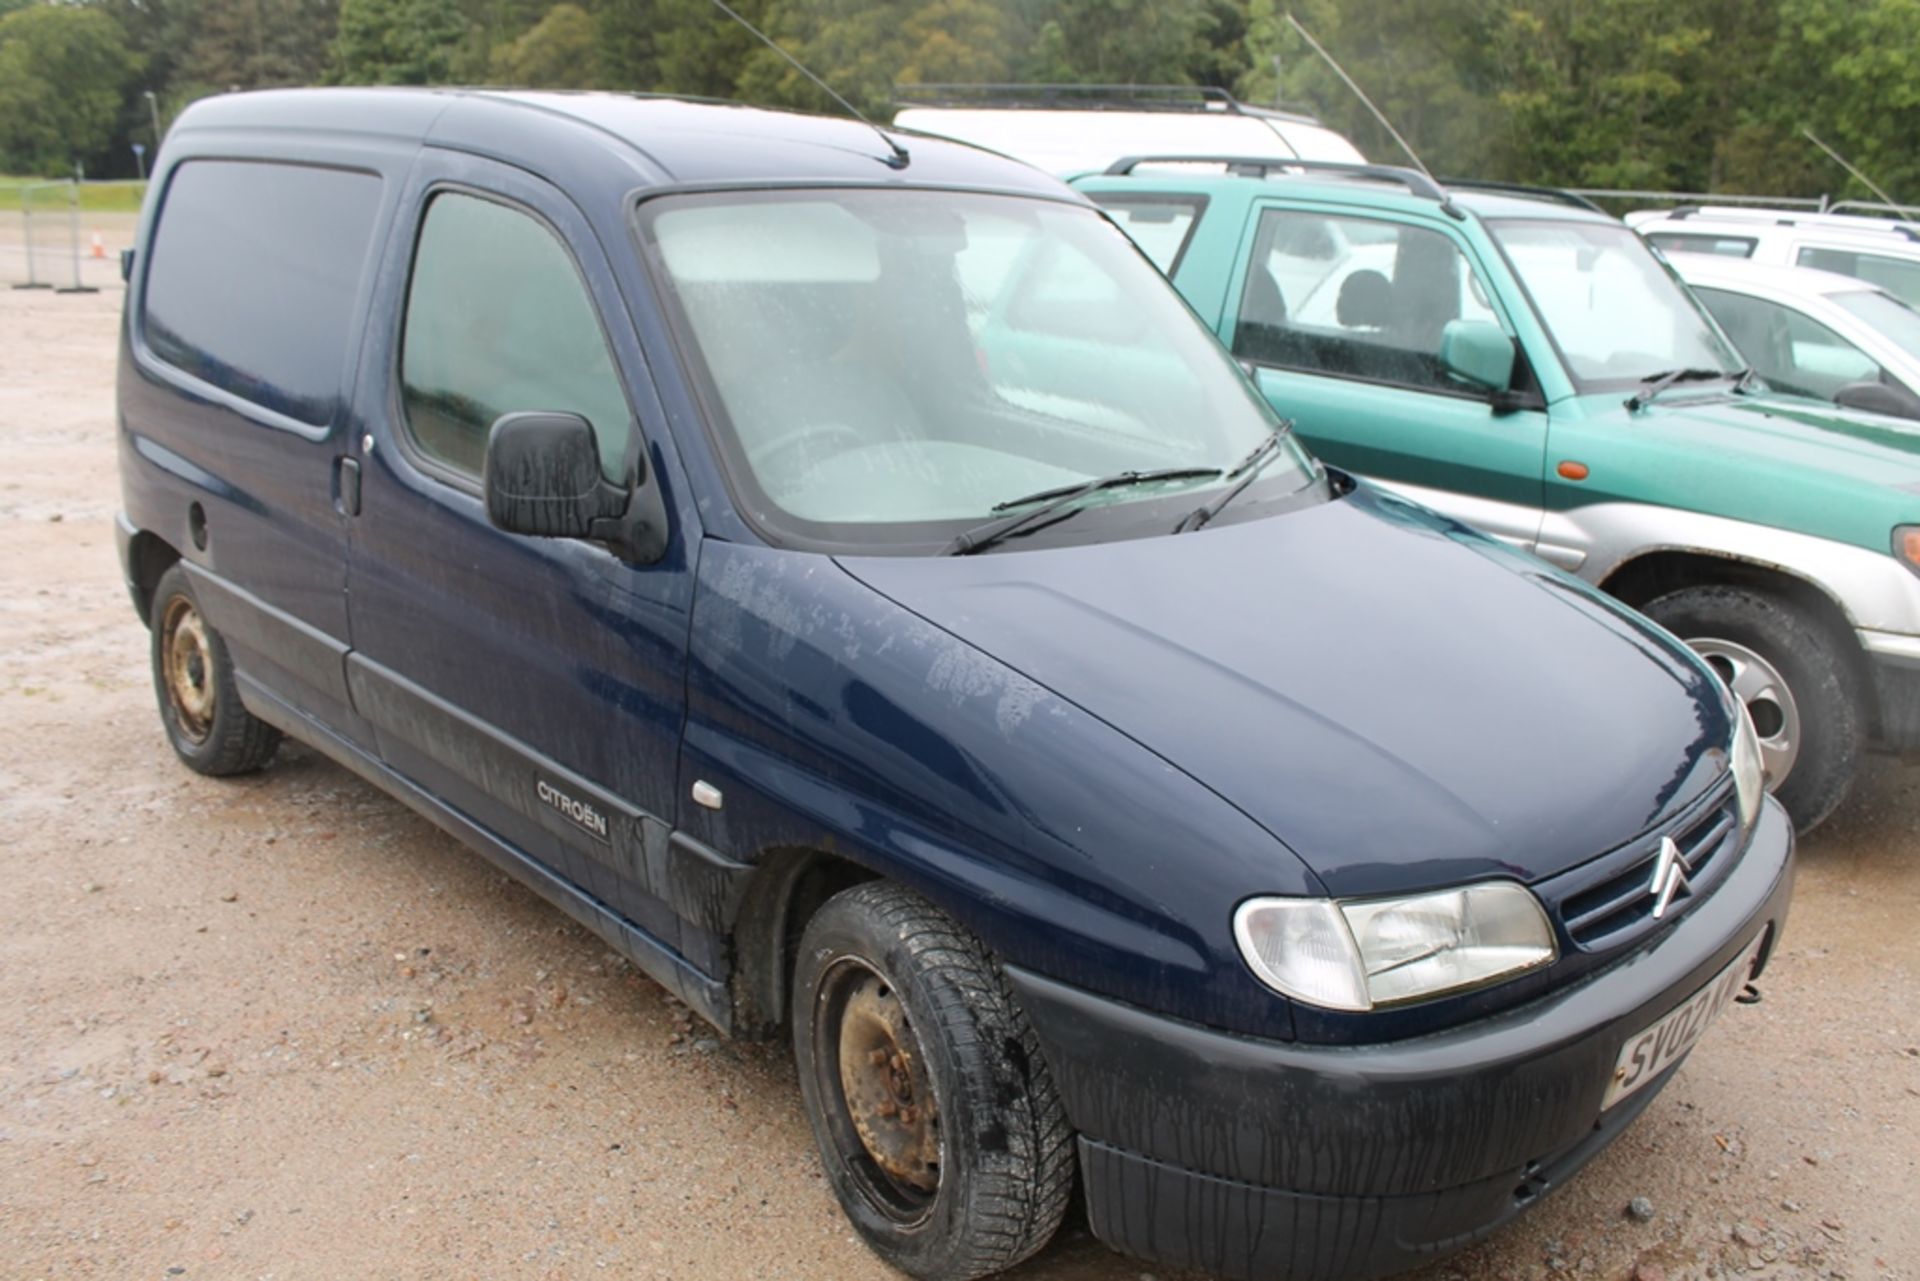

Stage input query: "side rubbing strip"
[{"left": 344, "top": 652, "right": 661, "bottom": 888}]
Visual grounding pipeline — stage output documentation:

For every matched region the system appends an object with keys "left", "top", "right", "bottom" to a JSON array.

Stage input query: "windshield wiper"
[
  {"left": 1173, "top": 428, "right": 1291, "bottom": 534},
  {"left": 1625, "top": 367, "right": 1735, "bottom": 412},
  {"left": 942, "top": 467, "right": 1220, "bottom": 556}
]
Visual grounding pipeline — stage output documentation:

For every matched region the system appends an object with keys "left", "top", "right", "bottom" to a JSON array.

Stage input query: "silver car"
[{"left": 1666, "top": 253, "right": 1920, "bottom": 421}]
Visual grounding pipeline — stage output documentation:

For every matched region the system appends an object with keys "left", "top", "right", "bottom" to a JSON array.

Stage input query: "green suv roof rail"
[
  {"left": 892, "top": 83, "right": 1327, "bottom": 123},
  {"left": 1436, "top": 178, "right": 1607, "bottom": 215},
  {"left": 1101, "top": 156, "right": 1465, "bottom": 220}
]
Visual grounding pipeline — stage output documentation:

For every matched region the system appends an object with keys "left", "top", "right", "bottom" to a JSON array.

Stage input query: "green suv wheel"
[{"left": 1645, "top": 584, "right": 1862, "bottom": 833}]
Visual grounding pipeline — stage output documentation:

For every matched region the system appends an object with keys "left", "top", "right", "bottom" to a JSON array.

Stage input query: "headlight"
[
  {"left": 1233, "top": 882, "right": 1557, "bottom": 1012},
  {"left": 1730, "top": 697, "right": 1765, "bottom": 832}
]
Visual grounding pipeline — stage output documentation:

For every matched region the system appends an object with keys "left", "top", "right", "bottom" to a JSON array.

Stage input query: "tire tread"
[
  {"left": 1644, "top": 582, "right": 1862, "bottom": 833},
  {"left": 796, "top": 881, "right": 1075, "bottom": 1280}
]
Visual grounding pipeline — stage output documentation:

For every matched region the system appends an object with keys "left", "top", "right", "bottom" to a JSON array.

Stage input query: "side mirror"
[
  {"left": 483, "top": 412, "right": 668, "bottom": 562},
  {"left": 484, "top": 412, "right": 624, "bottom": 538},
  {"left": 1440, "top": 319, "right": 1516, "bottom": 394},
  {"left": 1834, "top": 379, "right": 1920, "bottom": 421}
]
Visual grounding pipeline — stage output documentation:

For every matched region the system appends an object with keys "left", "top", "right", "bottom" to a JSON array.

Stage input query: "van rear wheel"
[
  {"left": 1643, "top": 583, "right": 1861, "bottom": 833},
  {"left": 149, "top": 563, "right": 281, "bottom": 776},
  {"left": 792, "top": 881, "right": 1074, "bottom": 1281}
]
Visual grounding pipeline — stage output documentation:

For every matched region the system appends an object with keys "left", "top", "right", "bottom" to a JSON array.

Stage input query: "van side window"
[
  {"left": 1796, "top": 246, "right": 1920, "bottom": 309},
  {"left": 1232, "top": 209, "right": 1500, "bottom": 394},
  {"left": 1646, "top": 232, "right": 1757, "bottom": 259},
  {"left": 400, "top": 192, "right": 633, "bottom": 481},
  {"left": 142, "top": 160, "right": 380, "bottom": 426}
]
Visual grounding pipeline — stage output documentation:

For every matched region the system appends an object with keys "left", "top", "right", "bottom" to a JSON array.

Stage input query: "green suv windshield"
[
  {"left": 638, "top": 189, "right": 1313, "bottom": 552},
  {"left": 1492, "top": 219, "right": 1744, "bottom": 390}
]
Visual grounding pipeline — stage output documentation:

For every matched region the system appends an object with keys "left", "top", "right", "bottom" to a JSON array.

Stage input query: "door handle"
[{"left": 336, "top": 456, "right": 361, "bottom": 517}]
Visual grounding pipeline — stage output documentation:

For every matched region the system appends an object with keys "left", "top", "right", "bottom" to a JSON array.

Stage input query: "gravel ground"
[{"left": 1, "top": 242, "right": 1916, "bottom": 1281}]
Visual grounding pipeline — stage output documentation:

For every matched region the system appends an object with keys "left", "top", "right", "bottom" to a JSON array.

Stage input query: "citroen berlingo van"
[{"left": 118, "top": 88, "right": 1792, "bottom": 1281}]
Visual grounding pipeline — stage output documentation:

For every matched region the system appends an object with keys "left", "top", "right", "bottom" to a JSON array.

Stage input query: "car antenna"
[
  {"left": 1802, "top": 128, "right": 1903, "bottom": 217},
  {"left": 1284, "top": 12, "right": 1434, "bottom": 182},
  {"left": 705, "top": 0, "right": 910, "bottom": 170}
]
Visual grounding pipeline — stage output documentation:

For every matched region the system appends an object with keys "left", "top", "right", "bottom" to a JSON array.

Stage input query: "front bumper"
[{"left": 1006, "top": 797, "right": 1795, "bottom": 1281}]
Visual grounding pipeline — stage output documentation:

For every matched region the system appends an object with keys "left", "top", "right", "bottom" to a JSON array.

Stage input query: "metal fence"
[{"left": 3, "top": 178, "right": 144, "bottom": 294}]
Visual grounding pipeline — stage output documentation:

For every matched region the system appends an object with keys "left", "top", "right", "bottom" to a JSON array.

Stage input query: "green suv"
[{"left": 1073, "top": 159, "right": 1920, "bottom": 831}]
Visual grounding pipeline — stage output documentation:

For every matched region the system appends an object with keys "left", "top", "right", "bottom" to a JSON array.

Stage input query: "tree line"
[{"left": 3, "top": 0, "right": 1917, "bottom": 205}]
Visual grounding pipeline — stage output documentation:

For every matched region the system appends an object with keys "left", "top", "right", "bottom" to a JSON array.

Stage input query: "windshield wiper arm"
[
  {"left": 942, "top": 467, "right": 1220, "bottom": 556},
  {"left": 1625, "top": 367, "right": 1734, "bottom": 412},
  {"left": 1173, "top": 427, "right": 1292, "bottom": 534}
]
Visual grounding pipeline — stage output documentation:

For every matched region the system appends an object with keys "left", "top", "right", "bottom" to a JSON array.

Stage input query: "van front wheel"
[
  {"left": 149, "top": 563, "right": 281, "bottom": 776},
  {"left": 1643, "top": 583, "right": 1861, "bottom": 833},
  {"left": 792, "top": 881, "right": 1074, "bottom": 1281}
]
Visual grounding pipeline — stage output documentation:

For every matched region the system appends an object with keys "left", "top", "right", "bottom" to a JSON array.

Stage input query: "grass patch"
[{"left": 0, "top": 179, "right": 147, "bottom": 214}]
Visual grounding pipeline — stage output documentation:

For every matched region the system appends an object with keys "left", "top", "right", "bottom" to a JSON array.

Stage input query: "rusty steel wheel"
[
  {"left": 816, "top": 958, "right": 943, "bottom": 1221},
  {"left": 793, "top": 881, "right": 1074, "bottom": 1281},
  {"left": 148, "top": 563, "right": 280, "bottom": 777},
  {"left": 160, "top": 594, "right": 217, "bottom": 744}
]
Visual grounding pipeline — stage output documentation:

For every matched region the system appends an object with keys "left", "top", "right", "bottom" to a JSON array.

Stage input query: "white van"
[
  {"left": 1629, "top": 205, "right": 1920, "bottom": 309},
  {"left": 1666, "top": 254, "right": 1920, "bottom": 420},
  {"left": 892, "top": 85, "right": 1366, "bottom": 177}
]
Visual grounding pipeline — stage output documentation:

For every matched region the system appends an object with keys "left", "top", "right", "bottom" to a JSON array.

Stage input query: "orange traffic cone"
[{"left": 90, "top": 231, "right": 106, "bottom": 260}]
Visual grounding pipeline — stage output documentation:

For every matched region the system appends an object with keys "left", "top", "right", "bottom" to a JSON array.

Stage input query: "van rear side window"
[
  {"left": 142, "top": 160, "right": 380, "bottom": 426},
  {"left": 1646, "top": 232, "right": 1757, "bottom": 259},
  {"left": 1796, "top": 246, "right": 1920, "bottom": 309}
]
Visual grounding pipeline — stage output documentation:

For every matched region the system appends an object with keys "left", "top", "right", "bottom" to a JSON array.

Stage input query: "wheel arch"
[
  {"left": 1600, "top": 548, "right": 1877, "bottom": 731},
  {"left": 126, "top": 530, "right": 183, "bottom": 626},
  {"left": 727, "top": 845, "right": 880, "bottom": 1041}
]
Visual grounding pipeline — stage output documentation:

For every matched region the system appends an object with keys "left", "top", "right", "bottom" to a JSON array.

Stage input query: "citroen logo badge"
[{"left": 1649, "top": 836, "right": 1692, "bottom": 919}]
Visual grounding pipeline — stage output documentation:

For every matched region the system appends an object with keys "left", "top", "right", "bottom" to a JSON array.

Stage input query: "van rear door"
[{"left": 123, "top": 151, "right": 390, "bottom": 747}]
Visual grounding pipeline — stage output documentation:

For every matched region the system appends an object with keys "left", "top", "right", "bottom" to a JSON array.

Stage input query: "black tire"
[
  {"left": 792, "top": 881, "right": 1074, "bottom": 1281},
  {"left": 148, "top": 562, "right": 281, "bottom": 776},
  {"left": 1643, "top": 583, "right": 1863, "bottom": 833}
]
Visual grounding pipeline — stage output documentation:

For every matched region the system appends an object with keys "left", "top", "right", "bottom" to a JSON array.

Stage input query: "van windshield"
[
  {"left": 1491, "top": 219, "right": 1744, "bottom": 391},
  {"left": 638, "top": 189, "right": 1316, "bottom": 553}
]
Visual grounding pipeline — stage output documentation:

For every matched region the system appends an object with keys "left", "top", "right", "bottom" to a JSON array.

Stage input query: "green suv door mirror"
[{"left": 1440, "top": 320, "right": 1517, "bottom": 394}]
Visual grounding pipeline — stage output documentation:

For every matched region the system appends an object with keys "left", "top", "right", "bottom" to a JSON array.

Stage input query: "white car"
[
  {"left": 1666, "top": 254, "right": 1920, "bottom": 421},
  {"left": 892, "top": 84, "right": 1365, "bottom": 178},
  {"left": 1628, "top": 205, "right": 1920, "bottom": 309}
]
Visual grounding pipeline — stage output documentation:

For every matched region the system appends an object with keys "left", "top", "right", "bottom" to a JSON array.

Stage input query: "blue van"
[{"left": 118, "top": 89, "right": 1793, "bottom": 1281}]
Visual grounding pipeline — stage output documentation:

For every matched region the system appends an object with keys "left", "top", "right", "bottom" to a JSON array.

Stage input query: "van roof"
[{"left": 170, "top": 87, "right": 1078, "bottom": 199}]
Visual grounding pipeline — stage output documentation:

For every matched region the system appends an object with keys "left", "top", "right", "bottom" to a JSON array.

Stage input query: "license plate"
[{"left": 1603, "top": 933, "right": 1763, "bottom": 1109}]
